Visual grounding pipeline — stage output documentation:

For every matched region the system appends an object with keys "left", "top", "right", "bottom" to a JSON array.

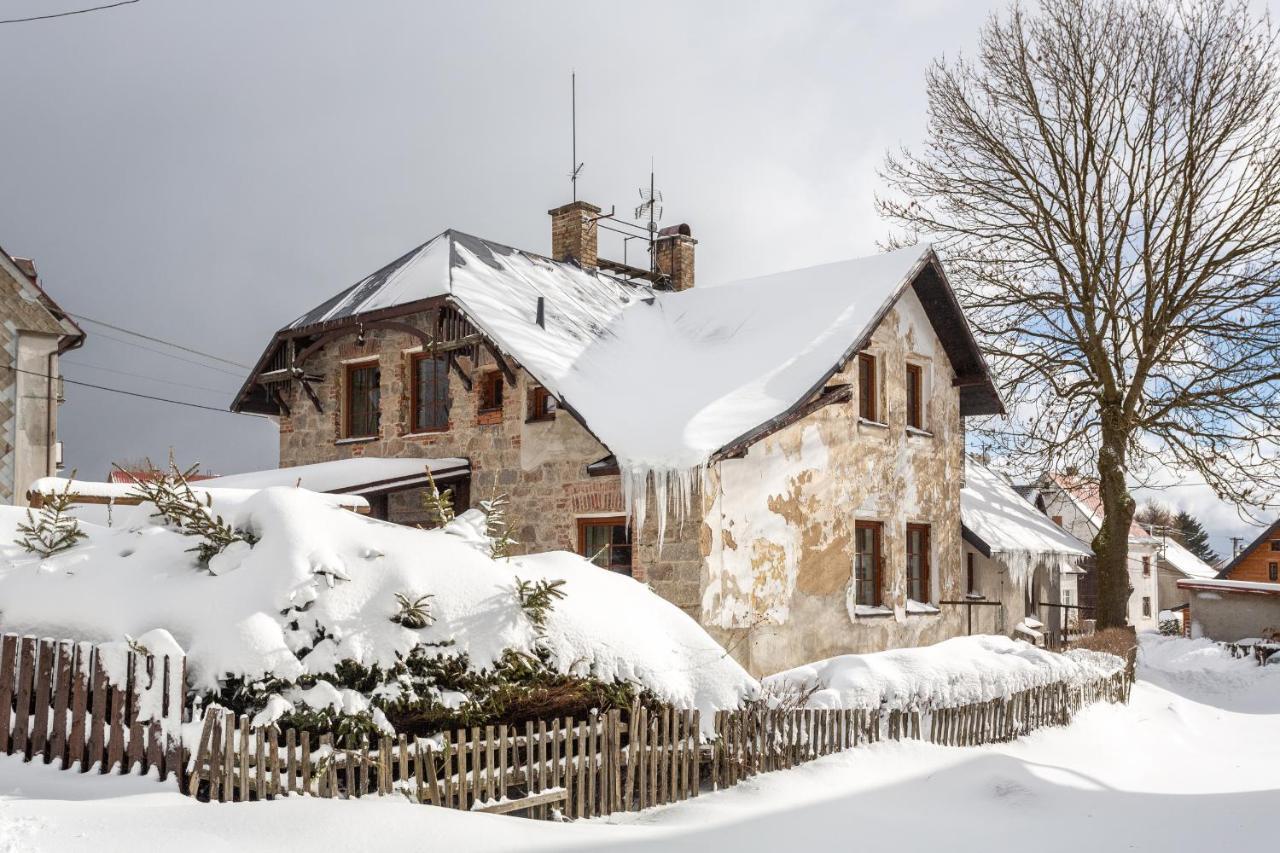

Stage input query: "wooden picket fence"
[
  {"left": 0, "top": 632, "right": 186, "bottom": 780},
  {"left": 185, "top": 705, "right": 701, "bottom": 818},
  {"left": 710, "top": 668, "right": 1131, "bottom": 788}
]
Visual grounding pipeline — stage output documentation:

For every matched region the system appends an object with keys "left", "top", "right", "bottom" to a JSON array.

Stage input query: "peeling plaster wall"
[{"left": 700, "top": 289, "right": 969, "bottom": 676}]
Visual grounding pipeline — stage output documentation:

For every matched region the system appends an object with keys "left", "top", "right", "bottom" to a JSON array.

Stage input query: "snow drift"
[
  {"left": 0, "top": 488, "right": 756, "bottom": 723},
  {"left": 764, "top": 635, "right": 1124, "bottom": 711}
]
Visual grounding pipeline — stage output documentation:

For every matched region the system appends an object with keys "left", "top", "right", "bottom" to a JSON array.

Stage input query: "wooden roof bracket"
[
  {"left": 447, "top": 351, "right": 473, "bottom": 392},
  {"left": 300, "top": 377, "right": 324, "bottom": 413},
  {"left": 270, "top": 387, "right": 291, "bottom": 417},
  {"left": 482, "top": 340, "right": 518, "bottom": 386}
]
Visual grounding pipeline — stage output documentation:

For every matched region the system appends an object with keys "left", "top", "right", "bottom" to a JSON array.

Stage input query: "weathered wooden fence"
[
  {"left": 0, "top": 632, "right": 186, "bottom": 780},
  {"left": 710, "top": 667, "right": 1131, "bottom": 789},
  {"left": 186, "top": 705, "right": 701, "bottom": 818}
]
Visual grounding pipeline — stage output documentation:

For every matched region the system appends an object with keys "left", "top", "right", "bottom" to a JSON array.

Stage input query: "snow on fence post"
[{"left": 0, "top": 630, "right": 186, "bottom": 782}]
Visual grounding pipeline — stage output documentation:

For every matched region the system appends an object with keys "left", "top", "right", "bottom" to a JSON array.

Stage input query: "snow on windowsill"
[
  {"left": 402, "top": 430, "right": 449, "bottom": 439},
  {"left": 335, "top": 436, "right": 379, "bottom": 445},
  {"left": 853, "top": 605, "right": 893, "bottom": 618},
  {"left": 857, "top": 418, "right": 889, "bottom": 430},
  {"left": 905, "top": 599, "right": 940, "bottom": 615},
  {"left": 906, "top": 426, "right": 933, "bottom": 438}
]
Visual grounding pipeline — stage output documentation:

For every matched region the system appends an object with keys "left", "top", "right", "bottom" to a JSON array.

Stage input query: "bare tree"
[{"left": 879, "top": 0, "right": 1280, "bottom": 628}]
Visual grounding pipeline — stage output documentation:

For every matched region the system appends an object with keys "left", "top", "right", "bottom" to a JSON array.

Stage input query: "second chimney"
[
  {"left": 548, "top": 200, "right": 601, "bottom": 269},
  {"left": 655, "top": 223, "right": 696, "bottom": 291}
]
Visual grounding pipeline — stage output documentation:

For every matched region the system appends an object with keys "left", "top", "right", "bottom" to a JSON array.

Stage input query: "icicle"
[{"left": 619, "top": 460, "right": 707, "bottom": 551}]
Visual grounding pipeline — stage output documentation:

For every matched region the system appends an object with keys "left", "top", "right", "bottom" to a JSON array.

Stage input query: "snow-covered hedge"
[
  {"left": 764, "top": 635, "right": 1125, "bottom": 711},
  {"left": 0, "top": 487, "right": 756, "bottom": 733}
]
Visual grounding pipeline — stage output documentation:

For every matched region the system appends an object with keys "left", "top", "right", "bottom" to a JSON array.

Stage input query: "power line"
[
  {"left": 68, "top": 312, "right": 253, "bottom": 369},
  {"left": 86, "top": 329, "right": 247, "bottom": 377},
  {"left": 62, "top": 359, "right": 239, "bottom": 396},
  {"left": 0, "top": 363, "right": 266, "bottom": 417},
  {"left": 0, "top": 0, "right": 139, "bottom": 25}
]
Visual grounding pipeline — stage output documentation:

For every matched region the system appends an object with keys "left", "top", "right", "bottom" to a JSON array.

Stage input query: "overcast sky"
[{"left": 0, "top": 0, "right": 1269, "bottom": 556}]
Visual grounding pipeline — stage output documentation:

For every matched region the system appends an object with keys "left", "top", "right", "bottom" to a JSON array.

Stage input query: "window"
[
  {"left": 478, "top": 371, "right": 504, "bottom": 413},
  {"left": 905, "top": 363, "right": 923, "bottom": 430},
  {"left": 344, "top": 362, "right": 381, "bottom": 438},
  {"left": 1270, "top": 562, "right": 1278, "bottom": 581},
  {"left": 1271, "top": 540, "right": 1280, "bottom": 552},
  {"left": 578, "top": 517, "right": 632, "bottom": 575},
  {"left": 527, "top": 384, "right": 557, "bottom": 422},
  {"left": 1142, "top": 556, "right": 1151, "bottom": 577},
  {"left": 854, "top": 521, "right": 883, "bottom": 607},
  {"left": 966, "top": 551, "right": 975, "bottom": 595},
  {"left": 857, "top": 353, "right": 877, "bottom": 421},
  {"left": 1063, "top": 589, "right": 1074, "bottom": 606},
  {"left": 1142, "top": 596, "right": 1151, "bottom": 617},
  {"left": 906, "top": 524, "right": 931, "bottom": 602},
  {"left": 410, "top": 355, "right": 449, "bottom": 433}
]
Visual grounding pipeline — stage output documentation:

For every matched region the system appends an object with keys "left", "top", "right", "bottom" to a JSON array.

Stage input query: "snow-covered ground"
[{"left": 1, "top": 635, "right": 1275, "bottom": 852}]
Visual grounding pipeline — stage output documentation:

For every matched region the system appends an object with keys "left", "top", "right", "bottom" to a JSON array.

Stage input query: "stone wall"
[{"left": 275, "top": 311, "right": 703, "bottom": 607}]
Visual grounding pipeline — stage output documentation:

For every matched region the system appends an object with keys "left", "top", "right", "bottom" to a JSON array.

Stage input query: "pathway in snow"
[{"left": 0, "top": 636, "right": 1275, "bottom": 853}]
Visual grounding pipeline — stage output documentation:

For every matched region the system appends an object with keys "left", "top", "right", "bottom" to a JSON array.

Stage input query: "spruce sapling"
[{"left": 15, "top": 473, "right": 86, "bottom": 557}]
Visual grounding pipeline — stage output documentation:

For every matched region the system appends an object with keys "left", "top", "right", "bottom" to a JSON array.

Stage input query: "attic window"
[
  {"left": 478, "top": 371, "right": 504, "bottom": 413},
  {"left": 1271, "top": 540, "right": 1280, "bottom": 551},
  {"left": 906, "top": 363, "right": 924, "bottom": 429},
  {"left": 857, "top": 353, "right": 877, "bottom": 421},
  {"left": 527, "top": 384, "right": 557, "bottom": 422}
]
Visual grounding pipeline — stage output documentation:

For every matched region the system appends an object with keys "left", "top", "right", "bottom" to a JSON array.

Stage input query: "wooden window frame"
[
  {"left": 409, "top": 353, "right": 449, "bottom": 433},
  {"left": 905, "top": 363, "right": 924, "bottom": 430},
  {"left": 527, "top": 384, "right": 556, "bottom": 423},
  {"left": 577, "top": 516, "right": 632, "bottom": 575},
  {"left": 477, "top": 370, "right": 504, "bottom": 425},
  {"left": 857, "top": 353, "right": 877, "bottom": 422},
  {"left": 1269, "top": 561, "right": 1278, "bottom": 581},
  {"left": 906, "top": 523, "right": 931, "bottom": 603},
  {"left": 966, "top": 551, "right": 975, "bottom": 595},
  {"left": 343, "top": 361, "right": 381, "bottom": 439},
  {"left": 854, "top": 520, "right": 884, "bottom": 607},
  {"left": 1270, "top": 540, "right": 1280, "bottom": 552},
  {"left": 1141, "top": 555, "right": 1151, "bottom": 577},
  {"left": 1142, "top": 596, "right": 1151, "bottom": 618}
]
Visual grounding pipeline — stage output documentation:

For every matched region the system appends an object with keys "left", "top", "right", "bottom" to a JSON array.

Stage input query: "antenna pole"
[{"left": 571, "top": 72, "right": 577, "bottom": 201}]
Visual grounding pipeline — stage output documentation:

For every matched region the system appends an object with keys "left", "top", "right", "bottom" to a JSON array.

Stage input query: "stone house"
[
  {"left": 232, "top": 200, "right": 1003, "bottom": 675},
  {"left": 0, "top": 248, "right": 83, "bottom": 504}
]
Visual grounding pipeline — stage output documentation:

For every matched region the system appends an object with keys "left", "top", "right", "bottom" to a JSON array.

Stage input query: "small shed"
[{"left": 1176, "top": 577, "right": 1280, "bottom": 643}]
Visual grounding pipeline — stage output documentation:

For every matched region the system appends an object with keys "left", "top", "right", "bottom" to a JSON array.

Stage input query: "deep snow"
[{"left": 0, "top": 635, "right": 1274, "bottom": 852}]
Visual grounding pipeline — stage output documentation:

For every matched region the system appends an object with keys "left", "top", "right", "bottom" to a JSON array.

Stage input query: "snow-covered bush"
[{"left": 0, "top": 486, "right": 755, "bottom": 742}]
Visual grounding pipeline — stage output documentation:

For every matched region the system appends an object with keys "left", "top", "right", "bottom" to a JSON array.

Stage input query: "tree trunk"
[{"left": 1092, "top": 416, "right": 1134, "bottom": 630}]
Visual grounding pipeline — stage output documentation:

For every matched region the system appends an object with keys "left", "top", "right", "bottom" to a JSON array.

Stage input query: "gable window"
[
  {"left": 578, "top": 517, "right": 632, "bottom": 575},
  {"left": 854, "top": 520, "right": 883, "bottom": 607},
  {"left": 1271, "top": 540, "right": 1280, "bottom": 551},
  {"left": 966, "top": 551, "right": 976, "bottom": 595},
  {"left": 906, "top": 523, "right": 931, "bottom": 602},
  {"left": 1141, "top": 556, "right": 1151, "bottom": 577},
  {"left": 527, "top": 384, "right": 556, "bottom": 422},
  {"left": 344, "top": 362, "right": 381, "bottom": 438},
  {"left": 411, "top": 354, "right": 449, "bottom": 433},
  {"left": 906, "top": 363, "right": 924, "bottom": 429},
  {"left": 478, "top": 371, "right": 504, "bottom": 413},
  {"left": 857, "top": 353, "right": 877, "bottom": 422},
  {"left": 1270, "top": 562, "right": 1278, "bottom": 581}
]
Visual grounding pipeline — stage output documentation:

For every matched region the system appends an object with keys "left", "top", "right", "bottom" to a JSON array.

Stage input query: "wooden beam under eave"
[
  {"left": 482, "top": 340, "right": 518, "bottom": 386},
  {"left": 300, "top": 378, "right": 324, "bottom": 413},
  {"left": 447, "top": 352, "right": 473, "bottom": 392}
]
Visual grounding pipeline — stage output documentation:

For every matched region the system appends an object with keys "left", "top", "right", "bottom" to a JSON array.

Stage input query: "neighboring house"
[
  {"left": 1176, "top": 520, "right": 1280, "bottom": 642},
  {"left": 1154, "top": 537, "right": 1217, "bottom": 613},
  {"left": 1033, "top": 475, "right": 1162, "bottom": 632},
  {"left": 0, "top": 249, "right": 84, "bottom": 504},
  {"left": 960, "top": 458, "right": 1092, "bottom": 646},
  {"left": 1215, "top": 519, "right": 1280, "bottom": 586},
  {"left": 231, "top": 199, "right": 1003, "bottom": 675}
]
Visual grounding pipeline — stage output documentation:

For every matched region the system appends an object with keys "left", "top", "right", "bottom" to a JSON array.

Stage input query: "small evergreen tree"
[
  {"left": 1174, "top": 510, "right": 1220, "bottom": 565},
  {"left": 419, "top": 468, "right": 455, "bottom": 529},
  {"left": 479, "top": 489, "right": 518, "bottom": 559},
  {"left": 514, "top": 577, "right": 567, "bottom": 637},
  {"left": 119, "top": 458, "right": 257, "bottom": 565},
  {"left": 15, "top": 474, "right": 86, "bottom": 557}
]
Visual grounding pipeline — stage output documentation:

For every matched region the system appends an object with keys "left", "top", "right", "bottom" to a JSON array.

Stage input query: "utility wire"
[
  {"left": 87, "top": 329, "right": 247, "bottom": 378},
  {"left": 0, "top": 0, "right": 139, "bottom": 24},
  {"left": 67, "top": 312, "right": 253, "bottom": 369},
  {"left": 62, "top": 359, "right": 239, "bottom": 396},
  {"left": 0, "top": 363, "right": 266, "bottom": 417}
]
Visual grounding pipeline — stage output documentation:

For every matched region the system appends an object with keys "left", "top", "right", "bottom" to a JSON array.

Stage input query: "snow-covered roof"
[
  {"left": 203, "top": 457, "right": 469, "bottom": 495},
  {"left": 1177, "top": 577, "right": 1280, "bottom": 595},
  {"left": 1044, "top": 474, "right": 1157, "bottom": 543},
  {"left": 241, "top": 231, "right": 1000, "bottom": 486},
  {"left": 961, "top": 459, "right": 1092, "bottom": 568},
  {"left": 1160, "top": 539, "right": 1218, "bottom": 580},
  {"left": 26, "top": 477, "right": 368, "bottom": 511}
]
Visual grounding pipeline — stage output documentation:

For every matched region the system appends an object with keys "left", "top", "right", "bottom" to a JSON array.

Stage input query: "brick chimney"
[
  {"left": 548, "top": 200, "right": 601, "bottom": 268},
  {"left": 655, "top": 223, "right": 696, "bottom": 291}
]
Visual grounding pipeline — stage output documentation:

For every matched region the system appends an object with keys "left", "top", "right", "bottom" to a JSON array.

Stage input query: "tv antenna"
[
  {"left": 635, "top": 163, "right": 663, "bottom": 271},
  {"left": 569, "top": 72, "right": 584, "bottom": 201}
]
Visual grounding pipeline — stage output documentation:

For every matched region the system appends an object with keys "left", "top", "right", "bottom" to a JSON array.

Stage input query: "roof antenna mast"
[
  {"left": 570, "top": 71, "right": 584, "bottom": 201},
  {"left": 635, "top": 158, "right": 663, "bottom": 272}
]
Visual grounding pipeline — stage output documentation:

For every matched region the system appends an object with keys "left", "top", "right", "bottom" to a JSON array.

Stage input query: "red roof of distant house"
[
  {"left": 1049, "top": 473, "right": 1154, "bottom": 541},
  {"left": 108, "top": 469, "right": 216, "bottom": 484}
]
